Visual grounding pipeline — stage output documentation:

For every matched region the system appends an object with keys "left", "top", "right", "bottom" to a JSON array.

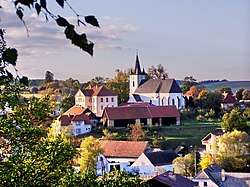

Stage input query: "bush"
[{"left": 196, "top": 115, "right": 205, "bottom": 122}]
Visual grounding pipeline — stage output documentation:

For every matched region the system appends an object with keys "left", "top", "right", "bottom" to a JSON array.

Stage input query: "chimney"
[{"left": 221, "top": 169, "right": 225, "bottom": 182}]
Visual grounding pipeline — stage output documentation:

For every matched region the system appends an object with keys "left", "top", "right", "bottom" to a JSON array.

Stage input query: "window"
[
  {"left": 111, "top": 97, "right": 114, "bottom": 102},
  {"left": 92, "top": 98, "right": 95, "bottom": 102},
  {"left": 76, "top": 128, "right": 81, "bottom": 134},
  {"left": 101, "top": 105, "right": 103, "bottom": 110},
  {"left": 106, "top": 98, "right": 108, "bottom": 102},
  {"left": 75, "top": 121, "right": 81, "bottom": 126},
  {"left": 133, "top": 81, "right": 135, "bottom": 87},
  {"left": 101, "top": 98, "right": 103, "bottom": 102},
  {"left": 204, "top": 182, "right": 208, "bottom": 187}
]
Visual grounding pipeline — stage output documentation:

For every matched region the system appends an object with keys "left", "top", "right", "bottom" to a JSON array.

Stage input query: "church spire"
[{"left": 134, "top": 51, "right": 142, "bottom": 75}]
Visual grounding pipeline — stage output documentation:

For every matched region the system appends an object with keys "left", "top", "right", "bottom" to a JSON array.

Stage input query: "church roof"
[{"left": 134, "top": 79, "right": 182, "bottom": 94}]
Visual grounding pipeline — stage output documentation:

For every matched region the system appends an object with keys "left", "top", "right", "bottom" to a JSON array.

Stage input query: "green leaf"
[
  {"left": 85, "top": 15, "right": 100, "bottom": 28},
  {"left": 35, "top": 3, "right": 41, "bottom": 15},
  {"left": 40, "top": 0, "right": 46, "bottom": 9},
  {"left": 56, "top": 0, "right": 64, "bottom": 8},
  {"left": 20, "top": 76, "right": 29, "bottom": 86},
  {"left": 2, "top": 48, "right": 18, "bottom": 66},
  {"left": 56, "top": 16, "right": 70, "bottom": 27},
  {"left": 16, "top": 8, "right": 23, "bottom": 20}
]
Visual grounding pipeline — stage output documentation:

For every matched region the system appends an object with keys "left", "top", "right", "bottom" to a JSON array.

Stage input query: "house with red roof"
[
  {"left": 58, "top": 113, "right": 92, "bottom": 136},
  {"left": 75, "top": 86, "right": 118, "bottom": 117},
  {"left": 221, "top": 92, "right": 237, "bottom": 110},
  {"left": 96, "top": 140, "right": 152, "bottom": 175},
  {"left": 102, "top": 104, "right": 180, "bottom": 128},
  {"left": 63, "top": 105, "right": 97, "bottom": 125}
]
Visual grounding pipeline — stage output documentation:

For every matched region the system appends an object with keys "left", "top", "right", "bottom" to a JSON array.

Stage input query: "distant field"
[{"left": 202, "top": 81, "right": 250, "bottom": 93}]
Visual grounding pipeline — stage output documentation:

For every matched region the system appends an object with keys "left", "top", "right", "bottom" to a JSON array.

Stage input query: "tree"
[
  {"left": 44, "top": 71, "right": 54, "bottom": 83},
  {"left": 129, "top": 123, "right": 146, "bottom": 141},
  {"left": 106, "top": 69, "right": 129, "bottom": 105},
  {"left": 235, "top": 88, "right": 245, "bottom": 101},
  {"left": 217, "top": 86, "right": 232, "bottom": 94},
  {"left": 242, "top": 89, "right": 250, "bottom": 100},
  {"left": 60, "top": 94, "right": 75, "bottom": 114},
  {"left": 221, "top": 108, "right": 248, "bottom": 132},
  {"left": 214, "top": 130, "right": 250, "bottom": 172},
  {"left": 98, "top": 170, "right": 149, "bottom": 187},
  {"left": 199, "top": 152, "right": 215, "bottom": 170},
  {"left": 173, "top": 153, "right": 195, "bottom": 177},
  {"left": 185, "top": 86, "right": 200, "bottom": 97},
  {"left": 79, "top": 136, "right": 103, "bottom": 173},
  {"left": 102, "top": 129, "right": 119, "bottom": 140},
  {"left": 147, "top": 64, "right": 168, "bottom": 79},
  {"left": 181, "top": 76, "right": 198, "bottom": 93}
]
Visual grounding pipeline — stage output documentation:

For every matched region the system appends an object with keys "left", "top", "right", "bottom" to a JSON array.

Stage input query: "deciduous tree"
[
  {"left": 129, "top": 123, "right": 146, "bottom": 141},
  {"left": 106, "top": 69, "right": 129, "bottom": 105},
  {"left": 147, "top": 64, "right": 168, "bottom": 80},
  {"left": 181, "top": 76, "right": 198, "bottom": 93},
  {"left": 221, "top": 108, "right": 248, "bottom": 132},
  {"left": 173, "top": 153, "right": 195, "bottom": 177},
  {"left": 79, "top": 136, "right": 103, "bottom": 173}
]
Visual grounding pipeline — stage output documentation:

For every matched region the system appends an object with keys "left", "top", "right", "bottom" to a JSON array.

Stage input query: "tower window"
[{"left": 133, "top": 81, "right": 135, "bottom": 87}]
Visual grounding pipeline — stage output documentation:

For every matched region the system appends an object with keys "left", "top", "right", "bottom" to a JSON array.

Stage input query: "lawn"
[{"left": 144, "top": 121, "right": 221, "bottom": 149}]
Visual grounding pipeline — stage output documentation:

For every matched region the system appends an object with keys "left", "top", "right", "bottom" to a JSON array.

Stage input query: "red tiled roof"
[
  {"left": 103, "top": 105, "right": 180, "bottom": 120},
  {"left": 78, "top": 86, "right": 117, "bottom": 97},
  {"left": 71, "top": 114, "right": 91, "bottom": 124},
  {"left": 222, "top": 93, "right": 237, "bottom": 104},
  {"left": 99, "top": 140, "right": 150, "bottom": 158},
  {"left": 64, "top": 105, "right": 88, "bottom": 115},
  {"left": 59, "top": 113, "right": 91, "bottom": 126},
  {"left": 92, "top": 86, "right": 117, "bottom": 96}
]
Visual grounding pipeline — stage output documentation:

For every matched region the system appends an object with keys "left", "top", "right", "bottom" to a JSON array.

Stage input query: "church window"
[
  {"left": 172, "top": 99, "right": 175, "bottom": 105},
  {"left": 133, "top": 81, "right": 135, "bottom": 87}
]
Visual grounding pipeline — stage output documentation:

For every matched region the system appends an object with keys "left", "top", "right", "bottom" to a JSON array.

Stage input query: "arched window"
[
  {"left": 172, "top": 98, "right": 175, "bottom": 106},
  {"left": 132, "top": 81, "right": 135, "bottom": 87}
]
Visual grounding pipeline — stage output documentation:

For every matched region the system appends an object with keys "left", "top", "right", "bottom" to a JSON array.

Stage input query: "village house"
[
  {"left": 132, "top": 150, "right": 179, "bottom": 177},
  {"left": 74, "top": 85, "right": 118, "bottom": 118},
  {"left": 192, "top": 163, "right": 250, "bottom": 187},
  {"left": 96, "top": 140, "right": 152, "bottom": 175},
  {"left": 63, "top": 105, "right": 97, "bottom": 125},
  {"left": 201, "top": 132, "right": 223, "bottom": 156},
  {"left": 128, "top": 54, "right": 185, "bottom": 109},
  {"left": 58, "top": 113, "right": 92, "bottom": 136},
  {"left": 102, "top": 103, "right": 180, "bottom": 128},
  {"left": 221, "top": 92, "right": 237, "bottom": 110}
]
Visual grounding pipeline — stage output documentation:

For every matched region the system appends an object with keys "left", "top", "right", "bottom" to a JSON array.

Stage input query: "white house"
[
  {"left": 201, "top": 132, "right": 223, "bottom": 156},
  {"left": 75, "top": 86, "right": 118, "bottom": 117},
  {"left": 58, "top": 113, "right": 92, "bottom": 136},
  {"left": 132, "top": 150, "right": 179, "bottom": 177},
  {"left": 192, "top": 164, "right": 250, "bottom": 187},
  {"left": 128, "top": 54, "right": 184, "bottom": 109},
  {"left": 96, "top": 140, "right": 152, "bottom": 174}
]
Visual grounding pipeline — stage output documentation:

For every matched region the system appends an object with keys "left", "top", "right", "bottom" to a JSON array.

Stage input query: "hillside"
[{"left": 201, "top": 81, "right": 250, "bottom": 93}]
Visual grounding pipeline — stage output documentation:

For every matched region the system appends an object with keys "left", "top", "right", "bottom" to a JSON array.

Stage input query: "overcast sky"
[{"left": 1, "top": 0, "right": 250, "bottom": 82}]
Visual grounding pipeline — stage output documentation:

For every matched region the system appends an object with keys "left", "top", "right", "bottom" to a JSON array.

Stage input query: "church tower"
[{"left": 129, "top": 53, "right": 147, "bottom": 96}]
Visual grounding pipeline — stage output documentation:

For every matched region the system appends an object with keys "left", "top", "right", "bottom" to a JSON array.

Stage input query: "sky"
[{"left": 1, "top": 0, "right": 250, "bottom": 82}]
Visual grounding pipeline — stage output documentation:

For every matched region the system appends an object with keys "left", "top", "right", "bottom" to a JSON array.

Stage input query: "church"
[{"left": 128, "top": 54, "right": 185, "bottom": 109}]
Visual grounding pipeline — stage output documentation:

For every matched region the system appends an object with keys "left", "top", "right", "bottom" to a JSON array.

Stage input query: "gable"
[{"left": 99, "top": 140, "right": 150, "bottom": 158}]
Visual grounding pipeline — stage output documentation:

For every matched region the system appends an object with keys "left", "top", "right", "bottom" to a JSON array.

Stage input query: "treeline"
[{"left": 199, "top": 79, "right": 228, "bottom": 84}]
